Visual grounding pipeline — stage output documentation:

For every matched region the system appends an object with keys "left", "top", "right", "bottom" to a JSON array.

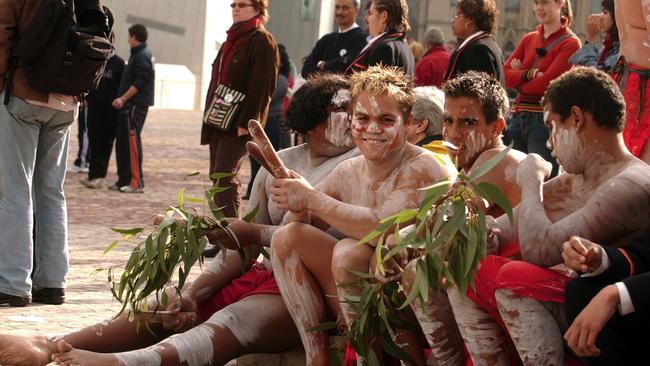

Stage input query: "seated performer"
[
  {"left": 448, "top": 66, "right": 650, "bottom": 365},
  {"left": 397, "top": 71, "right": 526, "bottom": 366},
  {"left": 562, "top": 230, "right": 650, "bottom": 365},
  {"left": 0, "top": 74, "right": 359, "bottom": 366},
  {"left": 269, "top": 65, "right": 455, "bottom": 366}
]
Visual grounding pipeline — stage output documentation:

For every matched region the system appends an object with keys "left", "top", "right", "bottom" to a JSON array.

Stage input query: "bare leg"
[
  {"left": 332, "top": 240, "right": 426, "bottom": 366},
  {"left": 402, "top": 260, "right": 464, "bottom": 366},
  {"left": 447, "top": 287, "right": 509, "bottom": 366},
  {"left": 495, "top": 289, "right": 563, "bottom": 366},
  {"left": 50, "top": 294, "right": 300, "bottom": 366},
  {"left": 271, "top": 222, "right": 339, "bottom": 366}
]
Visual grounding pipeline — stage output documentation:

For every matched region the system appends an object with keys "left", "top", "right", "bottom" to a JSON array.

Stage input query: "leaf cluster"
[{"left": 343, "top": 147, "right": 514, "bottom": 362}]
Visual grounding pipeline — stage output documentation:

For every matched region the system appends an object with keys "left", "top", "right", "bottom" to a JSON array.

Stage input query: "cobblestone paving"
[{"left": 0, "top": 109, "right": 252, "bottom": 336}]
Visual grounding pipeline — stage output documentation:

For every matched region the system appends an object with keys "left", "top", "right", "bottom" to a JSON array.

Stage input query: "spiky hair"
[{"left": 349, "top": 65, "right": 415, "bottom": 114}]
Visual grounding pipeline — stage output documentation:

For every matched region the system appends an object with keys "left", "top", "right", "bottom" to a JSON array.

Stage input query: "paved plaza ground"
[{"left": 0, "top": 109, "right": 247, "bottom": 335}]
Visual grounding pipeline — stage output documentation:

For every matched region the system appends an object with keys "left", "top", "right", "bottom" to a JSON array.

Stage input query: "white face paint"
[
  {"left": 369, "top": 95, "right": 381, "bottom": 115},
  {"left": 325, "top": 111, "right": 354, "bottom": 147},
  {"left": 550, "top": 123, "right": 584, "bottom": 173},
  {"left": 331, "top": 89, "right": 351, "bottom": 108},
  {"left": 463, "top": 130, "right": 488, "bottom": 166}
]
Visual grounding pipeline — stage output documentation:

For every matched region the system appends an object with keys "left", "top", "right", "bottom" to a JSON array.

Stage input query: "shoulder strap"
[{"left": 532, "top": 33, "right": 574, "bottom": 68}]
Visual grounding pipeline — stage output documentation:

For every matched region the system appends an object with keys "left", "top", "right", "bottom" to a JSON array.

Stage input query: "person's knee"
[
  {"left": 331, "top": 239, "right": 371, "bottom": 284},
  {"left": 270, "top": 222, "right": 306, "bottom": 261}
]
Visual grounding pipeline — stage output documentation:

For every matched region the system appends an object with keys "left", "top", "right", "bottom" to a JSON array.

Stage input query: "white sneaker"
[
  {"left": 81, "top": 178, "right": 105, "bottom": 189},
  {"left": 120, "top": 185, "right": 144, "bottom": 193},
  {"left": 68, "top": 165, "right": 87, "bottom": 173}
]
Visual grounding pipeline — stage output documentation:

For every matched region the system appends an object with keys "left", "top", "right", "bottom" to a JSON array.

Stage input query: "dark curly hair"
[
  {"left": 283, "top": 74, "right": 349, "bottom": 134},
  {"left": 542, "top": 66, "right": 625, "bottom": 132},
  {"left": 443, "top": 71, "right": 509, "bottom": 124},
  {"left": 372, "top": 0, "right": 411, "bottom": 34},
  {"left": 457, "top": 0, "right": 498, "bottom": 34}
]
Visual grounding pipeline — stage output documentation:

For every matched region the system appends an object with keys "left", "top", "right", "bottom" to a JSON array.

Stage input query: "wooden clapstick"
[
  {"left": 247, "top": 119, "right": 290, "bottom": 179},
  {"left": 246, "top": 141, "right": 275, "bottom": 178}
]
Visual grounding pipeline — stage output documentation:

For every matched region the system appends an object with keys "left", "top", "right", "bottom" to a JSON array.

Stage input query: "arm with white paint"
[{"left": 518, "top": 169, "right": 650, "bottom": 267}]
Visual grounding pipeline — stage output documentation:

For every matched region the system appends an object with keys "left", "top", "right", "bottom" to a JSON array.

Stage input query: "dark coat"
[
  {"left": 87, "top": 53, "right": 125, "bottom": 106},
  {"left": 301, "top": 26, "right": 368, "bottom": 77},
  {"left": 201, "top": 26, "right": 279, "bottom": 144},
  {"left": 346, "top": 33, "right": 414, "bottom": 77},
  {"left": 444, "top": 33, "right": 504, "bottom": 85},
  {"left": 119, "top": 43, "right": 155, "bottom": 107}
]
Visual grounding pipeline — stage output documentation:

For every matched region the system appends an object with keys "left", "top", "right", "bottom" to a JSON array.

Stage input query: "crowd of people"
[{"left": 1, "top": 0, "right": 650, "bottom": 365}]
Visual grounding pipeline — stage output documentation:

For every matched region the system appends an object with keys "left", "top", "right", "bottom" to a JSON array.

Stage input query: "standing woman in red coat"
[
  {"left": 504, "top": 0, "right": 580, "bottom": 177},
  {"left": 201, "top": 0, "right": 279, "bottom": 217}
]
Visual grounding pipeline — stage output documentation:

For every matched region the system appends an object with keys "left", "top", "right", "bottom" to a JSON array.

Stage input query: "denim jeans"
[
  {"left": 506, "top": 111, "right": 559, "bottom": 177},
  {"left": 0, "top": 92, "right": 75, "bottom": 296}
]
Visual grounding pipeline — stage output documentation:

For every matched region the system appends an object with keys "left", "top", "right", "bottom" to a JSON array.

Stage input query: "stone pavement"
[{"left": 0, "top": 109, "right": 306, "bottom": 364}]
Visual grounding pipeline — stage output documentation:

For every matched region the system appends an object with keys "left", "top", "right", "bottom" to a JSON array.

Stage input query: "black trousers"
[
  {"left": 114, "top": 105, "right": 148, "bottom": 188},
  {"left": 73, "top": 105, "right": 90, "bottom": 167},
  {"left": 86, "top": 102, "right": 119, "bottom": 180},
  {"left": 564, "top": 277, "right": 650, "bottom": 365}
]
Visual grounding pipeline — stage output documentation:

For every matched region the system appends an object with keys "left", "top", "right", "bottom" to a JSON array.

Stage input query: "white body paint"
[
  {"left": 331, "top": 89, "right": 351, "bottom": 108},
  {"left": 369, "top": 95, "right": 381, "bottom": 115},
  {"left": 550, "top": 124, "right": 584, "bottom": 173},
  {"left": 326, "top": 111, "right": 353, "bottom": 147},
  {"left": 114, "top": 345, "right": 163, "bottom": 366},
  {"left": 166, "top": 323, "right": 216, "bottom": 366},
  {"left": 463, "top": 130, "right": 488, "bottom": 165}
]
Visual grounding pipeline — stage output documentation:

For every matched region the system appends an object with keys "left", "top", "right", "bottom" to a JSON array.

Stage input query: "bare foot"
[
  {"left": 50, "top": 340, "right": 122, "bottom": 366},
  {"left": 0, "top": 334, "right": 57, "bottom": 366}
]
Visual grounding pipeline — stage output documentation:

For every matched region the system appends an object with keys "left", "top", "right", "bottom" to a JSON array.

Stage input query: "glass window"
[{"left": 506, "top": 0, "right": 520, "bottom": 11}]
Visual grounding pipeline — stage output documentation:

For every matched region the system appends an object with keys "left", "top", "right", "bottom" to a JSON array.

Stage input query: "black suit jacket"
[
  {"left": 346, "top": 32, "right": 414, "bottom": 77},
  {"left": 444, "top": 33, "right": 504, "bottom": 85},
  {"left": 584, "top": 227, "right": 650, "bottom": 311},
  {"left": 301, "top": 27, "right": 368, "bottom": 78}
]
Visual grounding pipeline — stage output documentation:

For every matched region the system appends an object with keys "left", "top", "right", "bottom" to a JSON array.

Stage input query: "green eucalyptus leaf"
[
  {"left": 242, "top": 202, "right": 260, "bottom": 223},
  {"left": 177, "top": 188, "right": 185, "bottom": 207},
  {"left": 467, "top": 146, "right": 511, "bottom": 183},
  {"left": 111, "top": 227, "right": 145, "bottom": 239},
  {"left": 475, "top": 181, "right": 514, "bottom": 224},
  {"left": 307, "top": 322, "right": 339, "bottom": 332},
  {"left": 104, "top": 240, "right": 120, "bottom": 255}
]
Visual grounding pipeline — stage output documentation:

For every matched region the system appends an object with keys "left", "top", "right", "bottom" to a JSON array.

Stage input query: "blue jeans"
[
  {"left": 0, "top": 92, "right": 75, "bottom": 296},
  {"left": 506, "top": 111, "right": 559, "bottom": 177}
]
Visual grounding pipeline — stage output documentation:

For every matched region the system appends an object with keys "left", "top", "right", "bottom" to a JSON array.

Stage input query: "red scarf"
[
  {"left": 598, "top": 31, "right": 615, "bottom": 66},
  {"left": 217, "top": 16, "right": 261, "bottom": 85}
]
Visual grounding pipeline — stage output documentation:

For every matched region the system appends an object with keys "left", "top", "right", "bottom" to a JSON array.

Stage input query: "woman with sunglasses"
[
  {"left": 201, "top": 0, "right": 279, "bottom": 218},
  {"left": 345, "top": 0, "right": 414, "bottom": 77},
  {"left": 504, "top": 0, "right": 580, "bottom": 178}
]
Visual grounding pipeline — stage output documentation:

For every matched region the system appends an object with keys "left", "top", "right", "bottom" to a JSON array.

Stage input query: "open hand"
[
  {"left": 562, "top": 236, "right": 603, "bottom": 273},
  {"left": 510, "top": 58, "right": 522, "bottom": 70},
  {"left": 564, "top": 284, "right": 618, "bottom": 357}
]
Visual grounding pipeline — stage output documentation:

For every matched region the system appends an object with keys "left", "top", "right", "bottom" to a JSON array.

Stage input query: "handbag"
[{"left": 202, "top": 52, "right": 246, "bottom": 130}]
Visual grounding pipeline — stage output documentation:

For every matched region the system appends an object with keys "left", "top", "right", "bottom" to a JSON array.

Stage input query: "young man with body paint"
[
  {"left": 395, "top": 71, "right": 527, "bottom": 366},
  {"left": 448, "top": 67, "right": 650, "bottom": 365},
  {"left": 269, "top": 65, "right": 455, "bottom": 366},
  {"left": 0, "top": 74, "right": 360, "bottom": 366}
]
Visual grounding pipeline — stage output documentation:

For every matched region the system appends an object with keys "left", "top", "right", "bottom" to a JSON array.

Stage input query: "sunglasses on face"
[{"left": 231, "top": 2, "right": 254, "bottom": 9}]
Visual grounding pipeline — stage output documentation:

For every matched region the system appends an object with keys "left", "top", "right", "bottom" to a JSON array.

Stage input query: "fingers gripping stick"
[{"left": 247, "top": 119, "right": 290, "bottom": 179}]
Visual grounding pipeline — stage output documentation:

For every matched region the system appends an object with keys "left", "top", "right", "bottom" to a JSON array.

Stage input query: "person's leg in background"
[
  {"left": 505, "top": 112, "right": 527, "bottom": 154},
  {"left": 84, "top": 102, "right": 118, "bottom": 188},
  {"left": 209, "top": 130, "right": 249, "bottom": 218},
  {"left": 120, "top": 105, "right": 148, "bottom": 192},
  {"left": 31, "top": 108, "right": 75, "bottom": 304},
  {"left": 112, "top": 108, "right": 131, "bottom": 190},
  {"left": 70, "top": 104, "right": 89, "bottom": 173}
]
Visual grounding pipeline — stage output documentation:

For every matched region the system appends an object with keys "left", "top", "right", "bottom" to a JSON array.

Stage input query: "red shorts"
[{"left": 197, "top": 261, "right": 280, "bottom": 321}]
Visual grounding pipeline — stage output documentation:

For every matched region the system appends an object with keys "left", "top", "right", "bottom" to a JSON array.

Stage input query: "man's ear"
[
  {"left": 492, "top": 117, "right": 505, "bottom": 138},
  {"left": 415, "top": 118, "right": 429, "bottom": 134},
  {"left": 570, "top": 106, "right": 585, "bottom": 132}
]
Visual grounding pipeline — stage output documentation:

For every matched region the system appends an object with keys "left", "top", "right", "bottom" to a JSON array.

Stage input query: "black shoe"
[
  {"left": 0, "top": 292, "right": 31, "bottom": 307},
  {"left": 32, "top": 288, "right": 65, "bottom": 305},
  {"left": 202, "top": 244, "right": 220, "bottom": 258}
]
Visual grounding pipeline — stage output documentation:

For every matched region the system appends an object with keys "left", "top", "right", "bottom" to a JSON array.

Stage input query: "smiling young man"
[
  {"left": 448, "top": 67, "right": 650, "bottom": 365},
  {"left": 269, "top": 65, "right": 454, "bottom": 365}
]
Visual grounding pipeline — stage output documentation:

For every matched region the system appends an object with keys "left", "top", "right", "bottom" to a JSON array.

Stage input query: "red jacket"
[
  {"left": 505, "top": 24, "right": 580, "bottom": 111},
  {"left": 415, "top": 45, "right": 450, "bottom": 87}
]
